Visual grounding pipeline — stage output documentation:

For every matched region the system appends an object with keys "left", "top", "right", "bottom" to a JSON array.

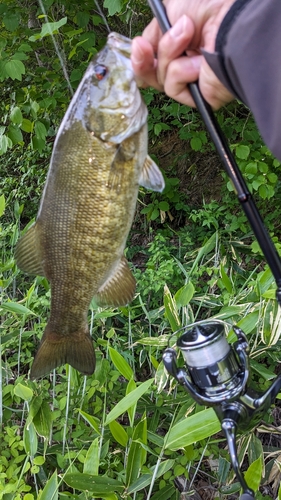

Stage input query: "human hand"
[{"left": 131, "top": 0, "right": 236, "bottom": 109}]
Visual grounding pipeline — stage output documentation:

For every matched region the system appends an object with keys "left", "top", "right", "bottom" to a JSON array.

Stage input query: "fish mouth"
[
  {"left": 107, "top": 32, "right": 143, "bottom": 89},
  {"left": 107, "top": 32, "right": 132, "bottom": 58}
]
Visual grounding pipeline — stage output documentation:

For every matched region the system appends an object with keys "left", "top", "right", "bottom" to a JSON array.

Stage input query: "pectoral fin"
[
  {"left": 15, "top": 223, "right": 45, "bottom": 276},
  {"left": 139, "top": 155, "right": 165, "bottom": 192},
  {"left": 95, "top": 256, "right": 136, "bottom": 307}
]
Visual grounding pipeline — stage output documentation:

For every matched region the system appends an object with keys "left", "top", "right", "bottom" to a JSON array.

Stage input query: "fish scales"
[{"left": 15, "top": 33, "right": 165, "bottom": 379}]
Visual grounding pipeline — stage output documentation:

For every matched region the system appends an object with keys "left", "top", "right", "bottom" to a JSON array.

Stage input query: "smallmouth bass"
[{"left": 15, "top": 33, "right": 164, "bottom": 379}]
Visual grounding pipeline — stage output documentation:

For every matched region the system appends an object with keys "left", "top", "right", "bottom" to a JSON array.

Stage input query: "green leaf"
[
  {"left": 218, "top": 456, "right": 231, "bottom": 484},
  {"left": 109, "top": 346, "right": 133, "bottom": 380},
  {"left": 258, "top": 184, "right": 268, "bottom": 199},
  {"left": 83, "top": 438, "right": 99, "bottom": 475},
  {"left": 248, "top": 434, "right": 263, "bottom": 465},
  {"left": 164, "top": 284, "right": 181, "bottom": 332},
  {"left": 0, "top": 134, "right": 9, "bottom": 154},
  {"left": 235, "top": 310, "right": 259, "bottom": 335},
  {"left": 244, "top": 456, "right": 262, "bottom": 492},
  {"left": 39, "top": 470, "right": 58, "bottom": 500},
  {"left": 10, "top": 106, "right": 23, "bottom": 124},
  {"left": 268, "top": 172, "right": 278, "bottom": 183},
  {"left": 236, "top": 144, "right": 250, "bottom": 159},
  {"left": 154, "top": 123, "right": 163, "bottom": 136},
  {"left": 165, "top": 408, "right": 220, "bottom": 450},
  {"left": 23, "top": 421, "right": 38, "bottom": 457},
  {"left": 42, "top": 17, "right": 67, "bottom": 37},
  {"left": 258, "top": 162, "right": 268, "bottom": 174},
  {"left": 190, "top": 137, "right": 202, "bottom": 151},
  {"left": 109, "top": 420, "right": 128, "bottom": 447},
  {"left": 33, "top": 400, "right": 52, "bottom": 439},
  {"left": 78, "top": 410, "right": 100, "bottom": 434},
  {"left": 29, "top": 17, "right": 67, "bottom": 41},
  {"left": 105, "top": 378, "right": 154, "bottom": 425},
  {"left": 127, "top": 459, "right": 175, "bottom": 494},
  {"left": 213, "top": 304, "right": 250, "bottom": 320},
  {"left": 126, "top": 376, "right": 137, "bottom": 427},
  {"left": 18, "top": 43, "right": 33, "bottom": 53},
  {"left": 158, "top": 201, "right": 169, "bottom": 211},
  {"left": 103, "top": 0, "right": 122, "bottom": 16},
  {"left": 0, "top": 194, "right": 5, "bottom": 217},
  {"left": 5, "top": 59, "right": 25, "bottom": 80},
  {"left": 34, "top": 121, "right": 47, "bottom": 140},
  {"left": 250, "top": 359, "right": 276, "bottom": 381},
  {"left": 174, "top": 282, "right": 195, "bottom": 307},
  {"left": 63, "top": 473, "right": 123, "bottom": 494},
  {"left": 150, "top": 208, "right": 159, "bottom": 220},
  {"left": 21, "top": 118, "right": 33, "bottom": 133},
  {"left": 149, "top": 484, "right": 177, "bottom": 500},
  {"left": 75, "top": 11, "right": 90, "bottom": 28},
  {"left": 126, "top": 415, "right": 147, "bottom": 486},
  {"left": 31, "top": 136, "right": 46, "bottom": 152},
  {"left": 14, "top": 383, "right": 33, "bottom": 401},
  {"left": 7, "top": 124, "right": 23, "bottom": 144},
  {"left": 189, "top": 232, "right": 217, "bottom": 275},
  {"left": 257, "top": 266, "right": 275, "bottom": 295},
  {"left": 135, "top": 336, "right": 169, "bottom": 347},
  {"left": 245, "top": 162, "right": 257, "bottom": 175},
  {"left": 0, "top": 301, "right": 36, "bottom": 316},
  {"left": 220, "top": 264, "right": 233, "bottom": 293},
  {"left": 3, "top": 12, "right": 20, "bottom": 31},
  {"left": 26, "top": 395, "right": 42, "bottom": 428}
]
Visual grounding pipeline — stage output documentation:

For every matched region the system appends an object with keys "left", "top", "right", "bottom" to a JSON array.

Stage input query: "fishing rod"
[
  {"left": 146, "top": 1, "right": 281, "bottom": 498},
  {"left": 147, "top": 0, "right": 281, "bottom": 306}
]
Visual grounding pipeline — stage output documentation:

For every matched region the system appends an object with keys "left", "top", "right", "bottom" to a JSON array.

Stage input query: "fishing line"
[{"left": 37, "top": 0, "right": 74, "bottom": 95}]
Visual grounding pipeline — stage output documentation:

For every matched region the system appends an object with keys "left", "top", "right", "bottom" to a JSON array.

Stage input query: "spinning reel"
[
  {"left": 163, "top": 322, "right": 281, "bottom": 499},
  {"left": 146, "top": 1, "right": 281, "bottom": 497}
]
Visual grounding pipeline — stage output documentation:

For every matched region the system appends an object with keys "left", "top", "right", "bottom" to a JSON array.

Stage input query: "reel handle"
[{"left": 221, "top": 418, "right": 255, "bottom": 498}]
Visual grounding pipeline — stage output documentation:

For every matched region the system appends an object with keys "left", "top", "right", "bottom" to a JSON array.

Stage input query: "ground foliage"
[{"left": 1, "top": 0, "right": 281, "bottom": 499}]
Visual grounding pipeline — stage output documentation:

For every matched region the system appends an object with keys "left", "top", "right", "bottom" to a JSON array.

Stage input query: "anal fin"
[
  {"left": 15, "top": 223, "right": 45, "bottom": 276},
  {"left": 95, "top": 256, "right": 136, "bottom": 307}
]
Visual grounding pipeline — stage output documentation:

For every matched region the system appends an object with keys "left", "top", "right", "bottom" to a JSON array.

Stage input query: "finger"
[
  {"left": 142, "top": 17, "right": 162, "bottom": 53},
  {"left": 156, "top": 15, "right": 196, "bottom": 86},
  {"left": 164, "top": 56, "right": 234, "bottom": 109},
  {"left": 131, "top": 37, "right": 163, "bottom": 91},
  {"left": 164, "top": 55, "right": 202, "bottom": 107}
]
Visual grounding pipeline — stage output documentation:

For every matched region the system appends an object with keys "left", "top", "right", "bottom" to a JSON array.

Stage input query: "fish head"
[{"left": 68, "top": 32, "right": 147, "bottom": 144}]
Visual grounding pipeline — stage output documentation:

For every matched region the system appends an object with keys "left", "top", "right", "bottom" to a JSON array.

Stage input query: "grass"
[{"left": 1, "top": 199, "right": 281, "bottom": 498}]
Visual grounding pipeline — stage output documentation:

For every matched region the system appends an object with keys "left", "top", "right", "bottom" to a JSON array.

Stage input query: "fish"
[{"left": 15, "top": 32, "right": 165, "bottom": 379}]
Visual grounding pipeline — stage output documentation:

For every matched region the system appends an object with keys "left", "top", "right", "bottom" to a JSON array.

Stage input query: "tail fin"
[{"left": 30, "top": 325, "right": 95, "bottom": 379}]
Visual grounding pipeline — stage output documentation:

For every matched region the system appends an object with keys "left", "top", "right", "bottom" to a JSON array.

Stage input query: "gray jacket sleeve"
[{"left": 203, "top": 0, "right": 281, "bottom": 161}]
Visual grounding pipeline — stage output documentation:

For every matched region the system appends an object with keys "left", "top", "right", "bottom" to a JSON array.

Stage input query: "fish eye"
[{"left": 94, "top": 64, "right": 107, "bottom": 80}]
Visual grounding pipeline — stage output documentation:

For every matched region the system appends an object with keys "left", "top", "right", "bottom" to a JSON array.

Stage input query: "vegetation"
[{"left": 1, "top": 1, "right": 281, "bottom": 499}]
